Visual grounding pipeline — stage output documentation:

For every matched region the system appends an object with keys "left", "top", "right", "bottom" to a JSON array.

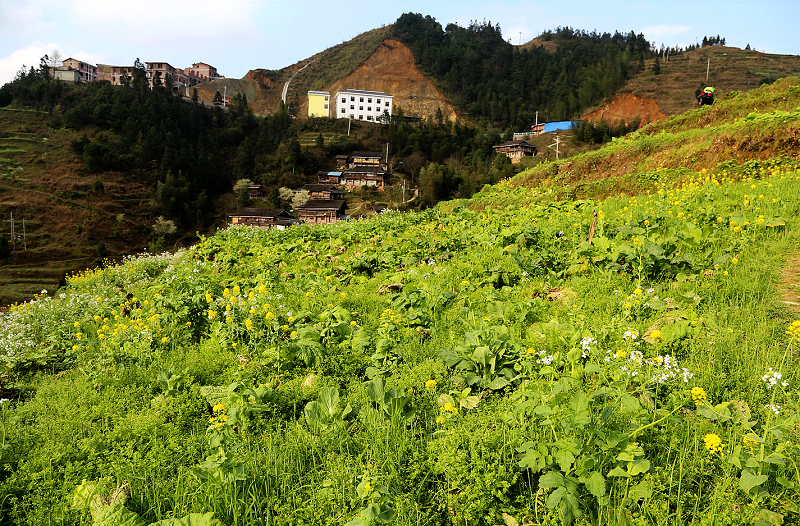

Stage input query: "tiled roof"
[
  {"left": 296, "top": 200, "right": 347, "bottom": 210},
  {"left": 230, "top": 208, "right": 292, "bottom": 218},
  {"left": 344, "top": 166, "right": 386, "bottom": 175}
]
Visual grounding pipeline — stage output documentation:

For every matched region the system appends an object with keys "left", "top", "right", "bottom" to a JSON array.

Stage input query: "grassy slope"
[
  {"left": 513, "top": 76, "right": 800, "bottom": 200},
  {"left": 0, "top": 109, "right": 153, "bottom": 306},
  {"left": 1, "top": 72, "right": 800, "bottom": 525}
]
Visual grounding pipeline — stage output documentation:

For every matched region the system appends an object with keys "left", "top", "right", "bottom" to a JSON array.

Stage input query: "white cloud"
[
  {"left": 642, "top": 24, "right": 691, "bottom": 42},
  {"left": 0, "top": 2, "right": 56, "bottom": 39},
  {"left": 67, "top": 0, "right": 262, "bottom": 44},
  {"left": 0, "top": 42, "right": 61, "bottom": 86}
]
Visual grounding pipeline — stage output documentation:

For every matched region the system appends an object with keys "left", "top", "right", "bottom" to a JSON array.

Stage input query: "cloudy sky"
[{"left": 1, "top": 0, "right": 797, "bottom": 86}]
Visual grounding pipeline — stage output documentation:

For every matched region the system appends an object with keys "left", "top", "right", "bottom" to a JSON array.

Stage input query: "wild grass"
[{"left": 0, "top": 161, "right": 798, "bottom": 525}]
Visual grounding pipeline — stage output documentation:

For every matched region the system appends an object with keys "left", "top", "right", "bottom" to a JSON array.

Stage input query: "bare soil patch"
[{"left": 779, "top": 251, "right": 800, "bottom": 316}]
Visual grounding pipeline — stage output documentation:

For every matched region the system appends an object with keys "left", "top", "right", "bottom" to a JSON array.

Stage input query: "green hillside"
[{"left": 0, "top": 74, "right": 799, "bottom": 525}]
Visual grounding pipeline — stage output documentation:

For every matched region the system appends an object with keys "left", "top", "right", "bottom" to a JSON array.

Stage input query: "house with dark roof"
[
  {"left": 317, "top": 171, "right": 343, "bottom": 184},
  {"left": 341, "top": 166, "right": 388, "bottom": 188},
  {"left": 295, "top": 200, "right": 347, "bottom": 224},
  {"left": 229, "top": 208, "right": 299, "bottom": 230},
  {"left": 247, "top": 184, "right": 266, "bottom": 198},
  {"left": 351, "top": 151, "right": 384, "bottom": 168},
  {"left": 294, "top": 184, "right": 347, "bottom": 200},
  {"left": 492, "top": 140, "right": 538, "bottom": 163}
]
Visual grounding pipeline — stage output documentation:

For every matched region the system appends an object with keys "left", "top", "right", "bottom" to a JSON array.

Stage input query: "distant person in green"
[{"left": 698, "top": 87, "right": 715, "bottom": 106}]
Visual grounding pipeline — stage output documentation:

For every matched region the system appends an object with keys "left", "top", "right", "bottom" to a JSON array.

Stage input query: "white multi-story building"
[{"left": 335, "top": 89, "right": 393, "bottom": 122}]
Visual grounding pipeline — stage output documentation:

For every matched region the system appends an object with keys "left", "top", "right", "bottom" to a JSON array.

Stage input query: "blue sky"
[{"left": 1, "top": 0, "right": 797, "bottom": 87}]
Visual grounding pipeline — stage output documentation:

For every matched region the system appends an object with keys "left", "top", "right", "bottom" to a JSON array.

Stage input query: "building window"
[
  {"left": 385, "top": 102, "right": 390, "bottom": 107},
  {"left": 349, "top": 114, "right": 354, "bottom": 119},
  {"left": 368, "top": 98, "right": 372, "bottom": 103},
  {"left": 341, "top": 109, "right": 345, "bottom": 113},
  {"left": 350, "top": 105, "right": 354, "bottom": 109},
  {"left": 324, "top": 96, "right": 329, "bottom": 101},
  {"left": 359, "top": 115, "right": 364, "bottom": 120},
  {"left": 367, "top": 107, "right": 371, "bottom": 111},
  {"left": 342, "top": 98, "right": 346, "bottom": 103},
  {"left": 376, "top": 98, "right": 381, "bottom": 104},
  {"left": 359, "top": 106, "right": 363, "bottom": 110},
  {"left": 324, "top": 104, "right": 328, "bottom": 109},
  {"left": 351, "top": 96, "right": 355, "bottom": 101},
  {"left": 367, "top": 115, "right": 373, "bottom": 120},
  {"left": 360, "top": 97, "right": 364, "bottom": 102}
]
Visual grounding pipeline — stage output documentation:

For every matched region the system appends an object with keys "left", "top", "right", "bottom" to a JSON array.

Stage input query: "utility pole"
[
  {"left": 10, "top": 212, "right": 15, "bottom": 251},
  {"left": 519, "top": 32, "right": 522, "bottom": 45},
  {"left": 706, "top": 58, "right": 710, "bottom": 81},
  {"left": 22, "top": 217, "right": 26, "bottom": 250},
  {"left": 548, "top": 135, "right": 561, "bottom": 160}
]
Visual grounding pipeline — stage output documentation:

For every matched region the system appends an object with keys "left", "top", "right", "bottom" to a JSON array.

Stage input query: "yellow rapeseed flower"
[
  {"left": 691, "top": 386, "right": 707, "bottom": 406},
  {"left": 425, "top": 379, "right": 437, "bottom": 391},
  {"left": 703, "top": 433, "right": 725, "bottom": 455},
  {"left": 786, "top": 320, "right": 800, "bottom": 341}
]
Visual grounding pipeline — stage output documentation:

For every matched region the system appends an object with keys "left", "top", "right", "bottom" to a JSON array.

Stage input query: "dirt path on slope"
[{"left": 779, "top": 251, "right": 800, "bottom": 316}]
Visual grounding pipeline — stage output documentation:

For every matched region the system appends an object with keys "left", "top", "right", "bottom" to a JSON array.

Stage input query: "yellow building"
[{"left": 308, "top": 91, "right": 330, "bottom": 118}]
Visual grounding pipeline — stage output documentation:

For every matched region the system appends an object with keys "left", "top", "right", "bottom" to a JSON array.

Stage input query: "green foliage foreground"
[{"left": 1, "top": 165, "right": 800, "bottom": 525}]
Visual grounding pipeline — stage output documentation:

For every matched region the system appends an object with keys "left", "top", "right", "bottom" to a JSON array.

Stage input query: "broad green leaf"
[
  {"left": 607, "top": 466, "right": 630, "bottom": 478},
  {"left": 584, "top": 471, "right": 606, "bottom": 498},
  {"left": 628, "top": 479, "right": 652, "bottom": 500},
  {"left": 753, "top": 508, "right": 784, "bottom": 526},
  {"left": 318, "top": 387, "right": 340, "bottom": 416},
  {"left": 545, "top": 486, "right": 566, "bottom": 510},
  {"left": 620, "top": 394, "right": 640, "bottom": 412},
  {"left": 628, "top": 459, "right": 650, "bottom": 476},
  {"left": 539, "top": 471, "right": 565, "bottom": 489},
  {"left": 366, "top": 378, "right": 386, "bottom": 404},
  {"left": 555, "top": 450, "right": 575, "bottom": 472},
  {"left": 740, "top": 470, "right": 769, "bottom": 492},
  {"left": 150, "top": 513, "right": 227, "bottom": 526}
]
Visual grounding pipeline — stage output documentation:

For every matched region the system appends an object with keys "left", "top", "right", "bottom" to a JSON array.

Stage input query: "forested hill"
[{"left": 390, "top": 14, "right": 653, "bottom": 127}]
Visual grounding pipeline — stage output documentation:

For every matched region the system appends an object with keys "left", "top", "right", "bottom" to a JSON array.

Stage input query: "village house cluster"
[
  {"left": 229, "top": 151, "right": 391, "bottom": 229},
  {"left": 52, "top": 57, "right": 222, "bottom": 92}
]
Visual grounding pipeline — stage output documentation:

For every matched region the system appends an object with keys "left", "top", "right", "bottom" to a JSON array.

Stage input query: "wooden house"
[
  {"left": 294, "top": 184, "right": 346, "bottom": 200},
  {"left": 295, "top": 200, "right": 347, "bottom": 224},
  {"left": 492, "top": 140, "right": 538, "bottom": 163},
  {"left": 317, "top": 171, "right": 343, "bottom": 184},
  {"left": 341, "top": 166, "right": 387, "bottom": 188},
  {"left": 229, "top": 208, "right": 299, "bottom": 230},
  {"left": 335, "top": 154, "right": 349, "bottom": 167},
  {"left": 247, "top": 184, "right": 265, "bottom": 198},
  {"left": 351, "top": 151, "right": 384, "bottom": 169}
]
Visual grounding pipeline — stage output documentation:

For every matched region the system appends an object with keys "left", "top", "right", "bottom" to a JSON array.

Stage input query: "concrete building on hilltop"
[
  {"left": 59, "top": 58, "right": 97, "bottom": 83},
  {"left": 308, "top": 91, "right": 330, "bottom": 118},
  {"left": 67, "top": 58, "right": 220, "bottom": 90},
  {"left": 335, "top": 89, "right": 393, "bottom": 122}
]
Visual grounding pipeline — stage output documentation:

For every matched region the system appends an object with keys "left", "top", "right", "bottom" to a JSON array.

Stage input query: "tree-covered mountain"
[{"left": 390, "top": 14, "right": 653, "bottom": 127}]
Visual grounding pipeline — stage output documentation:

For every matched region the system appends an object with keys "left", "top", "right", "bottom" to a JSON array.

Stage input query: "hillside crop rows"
[{"left": 0, "top": 153, "right": 799, "bottom": 524}]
